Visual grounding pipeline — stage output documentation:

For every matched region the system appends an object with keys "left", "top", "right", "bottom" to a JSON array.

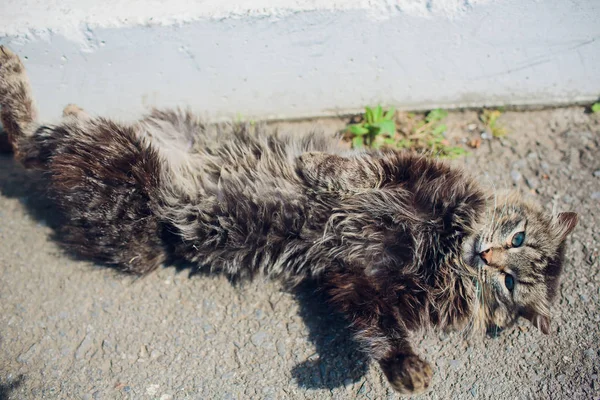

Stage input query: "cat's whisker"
[{"left": 486, "top": 181, "right": 498, "bottom": 241}]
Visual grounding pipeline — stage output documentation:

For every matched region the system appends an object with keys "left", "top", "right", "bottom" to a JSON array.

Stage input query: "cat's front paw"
[{"left": 380, "top": 353, "right": 433, "bottom": 395}]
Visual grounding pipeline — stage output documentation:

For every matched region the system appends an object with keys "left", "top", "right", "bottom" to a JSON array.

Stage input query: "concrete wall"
[{"left": 1, "top": 0, "right": 599, "bottom": 121}]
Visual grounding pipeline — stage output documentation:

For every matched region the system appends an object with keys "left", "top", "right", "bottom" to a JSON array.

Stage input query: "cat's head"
[{"left": 463, "top": 193, "right": 578, "bottom": 335}]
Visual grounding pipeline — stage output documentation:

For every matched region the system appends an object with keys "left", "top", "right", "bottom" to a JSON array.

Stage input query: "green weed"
[
  {"left": 399, "top": 109, "right": 468, "bottom": 158},
  {"left": 591, "top": 102, "right": 600, "bottom": 113},
  {"left": 479, "top": 109, "right": 507, "bottom": 137},
  {"left": 234, "top": 113, "right": 256, "bottom": 127},
  {"left": 346, "top": 106, "right": 468, "bottom": 159},
  {"left": 347, "top": 105, "right": 396, "bottom": 149}
]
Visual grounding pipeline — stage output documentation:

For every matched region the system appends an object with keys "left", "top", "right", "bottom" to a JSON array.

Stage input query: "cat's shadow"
[
  {"left": 0, "top": 374, "right": 24, "bottom": 400},
  {"left": 0, "top": 153, "right": 64, "bottom": 229},
  {"left": 0, "top": 152, "right": 369, "bottom": 391},
  {"left": 289, "top": 281, "right": 369, "bottom": 389}
]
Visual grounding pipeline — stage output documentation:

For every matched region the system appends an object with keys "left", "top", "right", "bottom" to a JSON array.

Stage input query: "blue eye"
[
  {"left": 504, "top": 274, "right": 515, "bottom": 291},
  {"left": 511, "top": 232, "right": 525, "bottom": 247}
]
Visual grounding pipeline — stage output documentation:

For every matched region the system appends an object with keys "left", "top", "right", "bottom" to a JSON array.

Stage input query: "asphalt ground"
[{"left": 0, "top": 107, "right": 599, "bottom": 399}]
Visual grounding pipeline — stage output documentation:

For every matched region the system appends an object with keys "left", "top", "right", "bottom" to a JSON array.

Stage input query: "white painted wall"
[{"left": 0, "top": 0, "right": 599, "bottom": 121}]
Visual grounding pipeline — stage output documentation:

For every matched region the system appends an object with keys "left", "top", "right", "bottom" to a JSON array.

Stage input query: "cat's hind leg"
[{"left": 0, "top": 46, "right": 38, "bottom": 156}]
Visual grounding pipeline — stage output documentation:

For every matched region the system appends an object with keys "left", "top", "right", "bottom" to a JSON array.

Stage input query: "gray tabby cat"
[{"left": 0, "top": 46, "right": 577, "bottom": 394}]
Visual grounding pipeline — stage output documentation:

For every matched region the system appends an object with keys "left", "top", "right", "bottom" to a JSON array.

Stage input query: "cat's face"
[{"left": 464, "top": 193, "right": 578, "bottom": 335}]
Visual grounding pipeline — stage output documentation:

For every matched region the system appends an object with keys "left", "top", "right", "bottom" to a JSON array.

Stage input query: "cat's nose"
[{"left": 480, "top": 248, "right": 493, "bottom": 265}]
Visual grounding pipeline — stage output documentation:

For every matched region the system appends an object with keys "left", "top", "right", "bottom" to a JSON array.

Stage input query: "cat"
[{"left": 0, "top": 46, "right": 578, "bottom": 395}]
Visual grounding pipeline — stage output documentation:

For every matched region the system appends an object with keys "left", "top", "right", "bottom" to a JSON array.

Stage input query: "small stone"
[
  {"left": 540, "top": 161, "right": 550, "bottom": 173},
  {"left": 17, "top": 343, "right": 37, "bottom": 363},
  {"left": 594, "top": 170, "right": 600, "bottom": 178},
  {"left": 467, "top": 123, "right": 477, "bottom": 131},
  {"left": 251, "top": 331, "right": 269, "bottom": 347},
  {"left": 449, "top": 359, "right": 460, "bottom": 369},
  {"left": 276, "top": 340, "right": 286, "bottom": 357},
  {"left": 221, "top": 371, "right": 235, "bottom": 379},
  {"left": 584, "top": 349, "right": 596, "bottom": 359},
  {"left": 358, "top": 381, "right": 367, "bottom": 394},
  {"left": 568, "top": 148, "right": 580, "bottom": 170},
  {"left": 527, "top": 152, "right": 538, "bottom": 159},
  {"left": 526, "top": 177, "right": 540, "bottom": 190},
  {"left": 481, "top": 131, "right": 491, "bottom": 140},
  {"left": 468, "top": 138, "right": 482, "bottom": 149},
  {"left": 579, "top": 294, "right": 589, "bottom": 303},
  {"left": 591, "top": 192, "right": 600, "bottom": 200},
  {"left": 563, "top": 195, "right": 574, "bottom": 204},
  {"left": 146, "top": 384, "right": 160, "bottom": 396},
  {"left": 512, "top": 159, "right": 527, "bottom": 169},
  {"left": 470, "top": 384, "right": 478, "bottom": 397},
  {"left": 511, "top": 170, "right": 522, "bottom": 183},
  {"left": 101, "top": 340, "right": 112, "bottom": 352},
  {"left": 150, "top": 349, "right": 161, "bottom": 359},
  {"left": 557, "top": 374, "right": 566, "bottom": 383},
  {"left": 138, "top": 345, "right": 149, "bottom": 359},
  {"left": 75, "top": 333, "right": 93, "bottom": 360}
]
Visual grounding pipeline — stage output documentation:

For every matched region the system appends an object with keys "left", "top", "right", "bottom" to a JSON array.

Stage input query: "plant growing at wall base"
[
  {"left": 480, "top": 109, "right": 507, "bottom": 137},
  {"left": 347, "top": 105, "right": 396, "bottom": 149},
  {"left": 346, "top": 106, "right": 468, "bottom": 159},
  {"left": 396, "top": 109, "right": 468, "bottom": 159}
]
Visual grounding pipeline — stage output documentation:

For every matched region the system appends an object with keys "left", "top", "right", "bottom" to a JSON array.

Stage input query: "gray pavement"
[{"left": 0, "top": 107, "right": 599, "bottom": 399}]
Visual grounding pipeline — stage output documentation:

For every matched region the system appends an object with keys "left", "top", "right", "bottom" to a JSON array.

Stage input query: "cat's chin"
[{"left": 461, "top": 233, "right": 483, "bottom": 271}]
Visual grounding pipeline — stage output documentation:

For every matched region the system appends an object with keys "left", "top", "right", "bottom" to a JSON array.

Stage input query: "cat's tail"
[
  {"left": 0, "top": 46, "right": 169, "bottom": 273},
  {"left": 0, "top": 46, "right": 39, "bottom": 157},
  {"left": 42, "top": 121, "right": 169, "bottom": 274}
]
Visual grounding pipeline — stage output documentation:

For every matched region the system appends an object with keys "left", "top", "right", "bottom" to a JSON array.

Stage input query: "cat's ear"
[
  {"left": 531, "top": 314, "right": 551, "bottom": 335},
  {"left": 554, "top": 212, "right": 578, "bottom": 241},
  {"left": 522, "top": 309, "right": 551, "bottom": 334},
  {"left": 296, "top": 152, "right": 381, "bottom": 192}
]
